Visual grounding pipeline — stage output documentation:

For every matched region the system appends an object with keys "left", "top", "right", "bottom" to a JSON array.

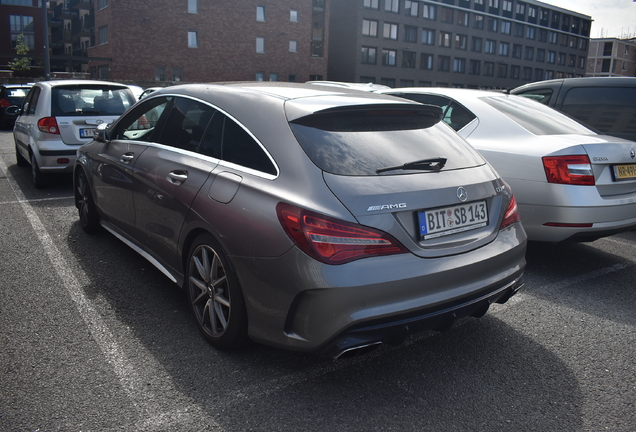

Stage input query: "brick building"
[
  {"left": 0, "top": 0, "right": 46, "bottom": 75},
  {"left": 88, "top": 0, "right": 328, "bottom": 84},
  {"left": 327, "top": 0, "right": 592, "bottom": 89},
  {"left": 586, "top": 37, "right": 636, "bottom": 77}
]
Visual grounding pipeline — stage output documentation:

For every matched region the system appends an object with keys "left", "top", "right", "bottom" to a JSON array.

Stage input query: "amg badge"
[{"left": 368, "top": 203, "right": 407, "bottom": 211}]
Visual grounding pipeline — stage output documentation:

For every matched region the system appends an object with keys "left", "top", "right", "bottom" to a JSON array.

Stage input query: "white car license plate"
[
  {"left": 80, "top": 128, "right": 96, "bottom": 138},
  {"left": 419, "top": 200, "right": 488, "bottom": 240}
]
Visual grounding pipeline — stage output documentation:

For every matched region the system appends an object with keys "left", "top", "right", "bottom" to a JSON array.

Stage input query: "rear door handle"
[
  {"left": 167, "top": 170, "right": 188, "bottom": 185},
  {"left": 120, "top": 152, "right": 134, "bottom": 164}
]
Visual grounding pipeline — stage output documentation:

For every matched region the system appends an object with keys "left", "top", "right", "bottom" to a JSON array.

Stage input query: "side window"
[
  {"left": 23, "top": 86, "right": 41, "bottom": 115},
  {"left": 199, "top": 112, "right": 275, "bottom": 175},
  {"left": 445, "top": 102, "right": 476, "bottom": 131},
  {"left": 111, "top": 96, "right": 170, "bottom": 141},
  {"left": 155, "top": 97, "right": 216, "bottom": 152},
  {"left": 515, "top": 88, "right": 553, "bottom": 105}
]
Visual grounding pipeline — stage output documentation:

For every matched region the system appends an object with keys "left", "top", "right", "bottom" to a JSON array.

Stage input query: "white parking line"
[{"left": 0, "top": 157, "right": 220, "bottom": 429}]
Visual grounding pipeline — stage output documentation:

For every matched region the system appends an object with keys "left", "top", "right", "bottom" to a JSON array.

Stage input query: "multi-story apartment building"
[
  {"left": 587, "top": 37, "right": 636, "bottom": 77},
  {"left": 88, "top": 0, "right": 328, "bottom": 84},
  {"left": 328, "top": 0, "right": 591, "bottom": 89},
  {"left": 0, "top": 0, "right": 46, "bottom": 75},
  {"left": 48, "top": 0, "right": 95, "bottom": 73}
]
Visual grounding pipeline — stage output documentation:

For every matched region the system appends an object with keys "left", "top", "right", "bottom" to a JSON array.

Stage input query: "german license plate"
[
  {"left": 419, "top": 200, "right": 488, "bottom": 240},
  {"left": 80, "top": 128, "right": 96, "bottom": 138},
  {"left": 613, "top": 164, "right": 636, "bottom": 181}
]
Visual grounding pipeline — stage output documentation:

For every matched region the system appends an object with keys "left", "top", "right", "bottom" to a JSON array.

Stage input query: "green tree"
[{"left": 8, "top": 34, "right": 32, "bottom": 74}]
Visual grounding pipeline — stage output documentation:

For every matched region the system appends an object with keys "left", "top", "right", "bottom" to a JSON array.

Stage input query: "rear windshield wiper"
[{"left": 376, "top": 157, "right": 447, "bottom": 174}]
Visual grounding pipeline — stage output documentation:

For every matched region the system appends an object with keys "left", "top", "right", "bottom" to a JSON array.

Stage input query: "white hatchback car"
[{"left": 13, "top": 80, "right": 136, "bottom": 187}]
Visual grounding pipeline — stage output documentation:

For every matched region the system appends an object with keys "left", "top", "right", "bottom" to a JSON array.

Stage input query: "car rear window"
[
  {"left": 3, "top": 87, "right": 30, "bottom": 105},
  {"left": 561, "top": 87, "right": 636, "bottom": 139},
  {"left": 289, "top": 107, "right": 485, "bottom": 176},
  {"left": 480, "top": 95, "right": 595, "bottom": 136},
  {"left": 51, "top": 85, "right": 136, "bottom": 116}
]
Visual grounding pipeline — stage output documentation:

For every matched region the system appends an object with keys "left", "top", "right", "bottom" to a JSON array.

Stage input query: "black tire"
[
  {"left": 186, "top": 234, "right": 248, "bottom": 349},
  {"left": 15, "top": 143, "right": 28, "bottom": 167},
  {"left": 76, "top": 170, "right": 101, "bottom": 234},
  {"left": 30, "top": 153, "right": 46, "bottom": 189}
]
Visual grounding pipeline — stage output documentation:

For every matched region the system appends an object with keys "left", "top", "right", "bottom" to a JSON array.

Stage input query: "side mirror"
[
  {"left": 94, "top": 123, "right": 110, "bottom": 143},
  {"left": 5, "top": 105, "right": 21, "bottom": 116}
]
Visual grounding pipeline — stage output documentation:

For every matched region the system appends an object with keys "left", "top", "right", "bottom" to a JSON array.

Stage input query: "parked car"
[
  {"left": 13, "top": 80, "right": 136, "bottom": 188},
  {"left": 127, "top": 84, "right": 144, "bottom": 100},
  {"left": 73, "top": 82, "right": 526, "bottom": 358},
  {"left": 510, "top": 77, "right": 636, "bottom": 141},
  {"left": 0, "top": 83, "right": 32, "bottom": 129},
  {"left": 377, "top": 87, "right": 636, "bottom": 242}
]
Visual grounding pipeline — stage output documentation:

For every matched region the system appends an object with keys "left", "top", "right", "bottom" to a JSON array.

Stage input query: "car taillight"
[
  {"left": 276, "top": 202, "right": 408, "bottom": 265},
  {"left": 0, "top": 99, "right": 10, "bottom": 108},
  {"left": 542, "top": 155, "right": 595, "bottom": 185},
  {"left": 500, "top": 195, "right": 520, "bottom": 230},
  {"left": 37, "top": 117, "right": 60, "bottom": 134}
]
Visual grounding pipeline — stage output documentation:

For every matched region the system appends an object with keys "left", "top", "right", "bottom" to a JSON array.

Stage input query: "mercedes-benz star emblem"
[
  {"left": 457, "top": 187, "right": 468, "bottom": 202},
  {"left": 630, "top": 148, "right": 635, "bottom": 159}
]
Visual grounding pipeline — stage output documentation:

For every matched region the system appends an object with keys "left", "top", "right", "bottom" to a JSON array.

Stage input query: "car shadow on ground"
[{"left": 65, "top": 220, "right": 585, "bottom": 432}]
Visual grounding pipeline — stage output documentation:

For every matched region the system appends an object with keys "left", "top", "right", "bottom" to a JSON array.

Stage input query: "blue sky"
[{"left": 540, "top": 0, "right": 636, "bottom": 38}]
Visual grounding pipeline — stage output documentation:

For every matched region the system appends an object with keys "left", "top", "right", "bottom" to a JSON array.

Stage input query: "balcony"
[
  {"left": 51, "top": 27, "right": 72, "bottom": 45},
  {"left": 71, "top": 16, "right": 94, "bottom": 38},
  {"left": 69, "top": 0, "right": 92, "bottom": 10},
  {"left": 53, "top": 3, "right": 80, "bottom": 20}
]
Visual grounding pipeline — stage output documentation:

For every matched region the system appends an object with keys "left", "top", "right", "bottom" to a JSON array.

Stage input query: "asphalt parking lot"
[{"left": 0, "top": 129, "right": 634, "bottom": 431}]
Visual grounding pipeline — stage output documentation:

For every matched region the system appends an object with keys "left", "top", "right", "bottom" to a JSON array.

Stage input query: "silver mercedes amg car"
[{"left": 74, "top": 82, "right": 526, "bottom": 358}]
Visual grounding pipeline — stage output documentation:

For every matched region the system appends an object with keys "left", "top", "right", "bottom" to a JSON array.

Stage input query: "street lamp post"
[{"left": 42, "top": 0, "right": 50, "bottom": 80}]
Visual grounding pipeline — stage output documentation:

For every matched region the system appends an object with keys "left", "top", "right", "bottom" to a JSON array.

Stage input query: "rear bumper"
[{"left": 317, "top": 273, "right": 523, "bottom": 359}]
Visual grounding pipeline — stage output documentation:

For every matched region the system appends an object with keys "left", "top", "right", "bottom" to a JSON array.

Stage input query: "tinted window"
[
  {"left": 480, "top": 96, "right": 595, "bottom": 135},
  {"left": 112, "top": 96, "right": 170, "bottom": 141},
  {"left": 51, "top": 85, "right": 135, "bottom": 116},
  {"left": 23, "top": 86, "right": 40, "bottom": 115},
  {"left": 381, "top": 93, "right": 476, "bottom": 132},
  {"left": 514, "top": 88, "right": 553, "bottom": 104},
  {"left": 2, "top": 87, "right": 29, "bottom": 105},
  {"left": 561, "top": 87, "right": 636, "bottom": 139},
  {"left": 290, "top": 108, "right": 484, "bottom": 176},
  {"left": 155, "top": 97, "right": 216, "bottom": 152}
]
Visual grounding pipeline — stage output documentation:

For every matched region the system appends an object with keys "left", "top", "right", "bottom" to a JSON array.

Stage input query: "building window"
[
  {"left": 502, "top": 1, "right": 512, "bottom": 12},
  {"left": 256, "top": 5, "right": 265, "bottom": 21},
  {"left": 453, "top": 58, "right": 466, "bottom": 73},
  {"left": 172, "top": 67, "right": 182, "bottom": 82},
  {"left": 362, "top": 19, "right": 378, "bottom": 37},
  {"left": 472, "top": 37, "right": 482, "bottom": 52},
  {"left": 538, "top": 29, "right": 547, "bottom": 42},
  {"left": 558, "top": 52, "right": 566, "bottom": 65},
  {"left": 438, "top": 55, "right": 450, "bottom": 72},
  {"left": 98, "top": 25, "right": 108, "bottom": 45},
  {"left": 382, "top": 49, "right": 397, "bottom": 66},
  {"left": 269, "top": 73, "right": 278, "bottom": 81},
  {"left": 512, "top": 44, "right": 522, "bottom": 58},
  {"left": 537, "top": 48, "right": 547, "bottom": 62},
  {"left": 525, "top": 46, "right": 534, "bottom": 60},
  {"left": 256, "top": 37, "right": 265, "bottom": 53},
  {"left": 361, "top": 46, "right": 377, "bottom": 64},
  {"left": 289, "top": 40, "right": 297, "bottom": 52},
  {"left": 289, "top": 74, "right": 297, "bottom": 82},
  {"left": 535, "top": 68, "right": 543, "bottom": 81},
  {"left": 455, "top": 34, "right": 467, "bottom": 50},
  {"left": 380, "top": 78, "right": 396, "bottom": 87},
  {"left": 439, "top": 31, "right": 452, "bottom": 48},
  {"left": 360, "top": 76, "right": 376, "bottom": 83},
  {"left": 404, "top": 25, "right": 417, "bottom": 43},
  {"left": 420, "top": 53, "right": 434, "bottom": 70},
  {"left": 422, "top": 4, "right": 436, "bottom": 20},
  {"left": 487, "top": 18, "right": 497, "bottom": 32},
  {"left": 548, "top": 31, "right": 557, "bottom": 44},
  {"left": 154, "top": 66, "right": 165, "bottom": 81},
  {"left": 384, "top": 0, "right": 398, "bottom": 13},
  {"left": 473, "top": 14, "right": 484, "bottom": 29},
  {"left": 498, "top": 42, "right": 509, "bottom": 56},
  {"left": 485, "top": 39, "right": 496, "bottom": 54},
  {"left": 484, "top": 61, "right": 494, "bottom": 76},
  {"left": 383, "top": 23, "right": 398, "bottom": 40},
  {"left": 513, "top": 23, "right": 524, "bottom": 38},
  {"left": 364, "top": 0, "right": 379, "bottom": 9},
  {"left": 469, "top": 59, "right": 481, "bottom": 75},
  {"left": 441, "top": 7, "right": 453, "bottom": 23},
  {"left": 9, "top": 15, "right": 35, "bottom": 50},
  {"left": 421, "top": 29, "right": 435, "bottom": 45},
  {"left": 290, "top": 10, "right": 298, "bottom": 22},
  {"left": 97, "top": 65, "right": 110, "bottom": 79},
  {"left": 500, "top": 21, "right": 511, "bottom": 35},
  {"left": 522, "top": 67, "right": 532, "bottom": 80},
  {"left": 547, "top": 51, "right": 556, "bottom": 64},
  {"left": 402, "top": 50, "right": 416, "bottom": 68},
  {"left": 497, "top": 63, "right": 508, "bottom": 78},
  {"left": 526, "top": 26, "right": 536, "bottom": 40},
  {"left": 255, "top": 72, "right": 265, "bottom": 81},
  {"left": 405, "top": 0, "right": 418, "bottom": 16},
  {"left": 188, "top": 0, "right": 197, "bottom": 13},
  {"left": 188, "top": 31, "right": 198, "bottom": 48},
  {"left": 511, "top": 65, "right": 520, "bottom": 79},
  {"left": 98, "top": 0, "right": 108, "bottom": 10},
  {"left": 400, "top": 79, "right": 415, "bottom": 87},
  {"left": 457, "top": 11, "right": 469, "bottom": 27}
]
